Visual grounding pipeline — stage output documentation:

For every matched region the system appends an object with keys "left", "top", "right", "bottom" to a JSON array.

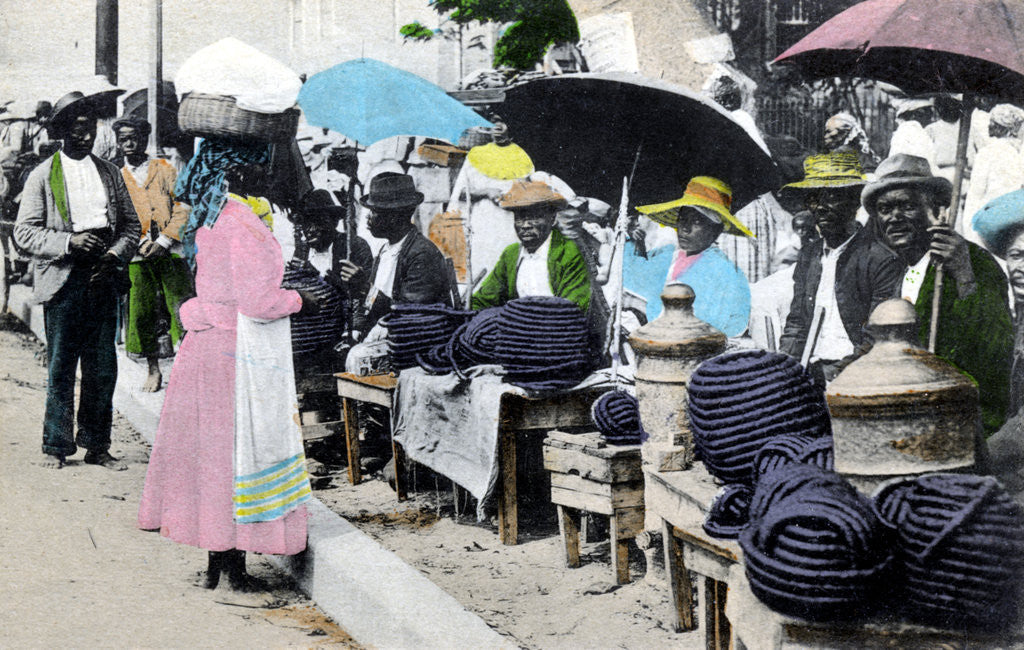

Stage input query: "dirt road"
[{"left": 0, "top": 316, "right": 358, "bottom": 649}]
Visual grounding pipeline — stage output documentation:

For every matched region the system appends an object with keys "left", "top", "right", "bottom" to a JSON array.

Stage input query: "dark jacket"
[
  {"left": 359, "top": 229, "right": 454, "bottom": 330},
  {"left": 780, "top": 225, "right": 903, "bottom": 360}
]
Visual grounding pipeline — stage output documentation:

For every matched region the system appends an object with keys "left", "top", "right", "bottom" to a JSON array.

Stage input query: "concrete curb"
[{"left": 8, "top": 285, "right": 510, "bottom": 649}]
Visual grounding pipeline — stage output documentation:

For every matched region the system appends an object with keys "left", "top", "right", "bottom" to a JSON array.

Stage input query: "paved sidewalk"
[{"left": 0, "top": 317, "right": 359, "bottom": 648}]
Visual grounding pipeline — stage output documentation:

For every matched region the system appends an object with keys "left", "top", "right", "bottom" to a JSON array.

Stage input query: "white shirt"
[
  {"left": 125, "top": 159, "right": 149, "bottom": 187},
  {"left": 309, "top": 244, "right": 333, "bottom": 276},
  {"left": 367, "top": 231, "right": 411, "bottom": 306},
  {"left": 515, "top": 234, "right": 554, "bottom": 298},
  {"left": 902, "top": 254, "right": 932, "bottom": 305},
  {"left": 809, "top": 234, "right": 856, "bottom": 363},
  {"left": 61, "top": 152, "right": 109, "bottom": 232}
]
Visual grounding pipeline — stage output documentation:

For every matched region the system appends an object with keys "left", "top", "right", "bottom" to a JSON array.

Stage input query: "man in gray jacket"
[{"left": 14, "top": 91, "right": 140, "bottom": 469}]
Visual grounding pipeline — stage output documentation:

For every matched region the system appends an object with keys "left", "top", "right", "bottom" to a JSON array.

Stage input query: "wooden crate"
[{"left": 543, "top": 431, "right": 644, "bottom": 584}]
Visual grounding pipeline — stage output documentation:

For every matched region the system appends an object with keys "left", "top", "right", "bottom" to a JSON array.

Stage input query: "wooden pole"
[
  {"left": 928, "top": 95, "right": 973, "bottom": 352},
  {"left": 147, "top": 0, "right": 163, "bottom": 155},
  {"left": 95, "top": 0, "right": 118, "bottom": 85}
]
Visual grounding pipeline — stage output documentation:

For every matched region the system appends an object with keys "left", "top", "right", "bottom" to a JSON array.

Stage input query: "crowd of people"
[{"left": 7, "top": 73, "right": 1024, "bottom": 608}]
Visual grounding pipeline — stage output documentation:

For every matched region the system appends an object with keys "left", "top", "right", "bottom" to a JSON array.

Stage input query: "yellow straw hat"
[
  {"left": 637, "top": 176, "right": 753, "bottom": 238},
  {"left": 782, "top": 151, "right": 867, "bottom": 191}
]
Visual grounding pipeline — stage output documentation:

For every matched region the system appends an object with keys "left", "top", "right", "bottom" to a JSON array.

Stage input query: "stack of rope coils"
[
  {"left": 688, "top": 350, "right": 832, "bottom": 485},
  {"left": 872, "top": 473, "right": 1024, "bottom": 630},
  {"left": 387, "top": 303, "right": 471, "bottom": 371},
  {"left": 281, "top": 260, "right": 343, "bottom": 355},
  {"left": 739, "top": 464, "right": 892, "bottom": 622}
]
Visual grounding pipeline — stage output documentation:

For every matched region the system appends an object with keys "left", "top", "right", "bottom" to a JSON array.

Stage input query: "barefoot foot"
[
  {"left": 83, "top": 450, "right": 127, "bottom": 471},
  {"left": 142, "top": 359, "right": 162, "bottom": 392},
  {"left": 36, "top": 453, "right": 65, "bottom": 469}
]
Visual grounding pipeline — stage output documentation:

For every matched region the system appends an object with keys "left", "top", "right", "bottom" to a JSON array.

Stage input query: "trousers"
[
  {"left": 42, "top": 267, "right": 119, "bottom": 457},
  {"left": 125, "top": 256, "right": 193, "bottom": 357}
]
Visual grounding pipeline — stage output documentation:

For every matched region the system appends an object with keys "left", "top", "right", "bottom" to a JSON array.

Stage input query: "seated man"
[
  {"left": 342, "top": 172, "right": 454, "bottom": 374},
  {"left": 636, "top": 176, "right": 751, "bottom": 337},
  {"left": 778, "top": 152, "right": 903, "bottom": 383},
  {"left": 471, "top": 180, "right": 591, "bottom": 311},
  {"left": 864, "top": 153, "right": 1014, "bottom": 435}
]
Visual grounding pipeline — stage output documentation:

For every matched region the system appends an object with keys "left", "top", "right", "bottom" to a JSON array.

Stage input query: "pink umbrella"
[{"left": 774, "top": 0, "right": 1024, "bottom": 351}]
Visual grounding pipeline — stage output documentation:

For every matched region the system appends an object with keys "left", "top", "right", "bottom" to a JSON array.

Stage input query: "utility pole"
[
  {"left": 96, "top": 0, "right": 119, "bottom": 85},
  {"left": 148, "top": 0, "right": 163, "bottom": 154}
]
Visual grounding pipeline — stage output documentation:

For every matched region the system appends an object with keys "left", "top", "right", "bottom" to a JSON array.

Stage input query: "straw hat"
[
  {"left": 48, "top": 91, "right": 96, "bottom": 136},
  {"left": 782, "top": 151, "right": 867, "bottom": 192},
  {"left": 637, "top": 176, "right": 752, "bottom": 237},
  {"left": 499, "top": 180, "right": 568, "bottom": 211}
]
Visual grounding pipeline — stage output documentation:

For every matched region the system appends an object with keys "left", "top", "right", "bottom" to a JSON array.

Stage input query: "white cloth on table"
[
  {"left": 515, "top": 233, "right": 553, "bottom": 297},
  {"left": 809, "top": 234, "right": 856, "bottom": 363},
  {"left": 61, "top": 152, "right": 109, "bottom": 232},
  {"left": 391, "top": 367, "right": 619, "bottom": 520}
]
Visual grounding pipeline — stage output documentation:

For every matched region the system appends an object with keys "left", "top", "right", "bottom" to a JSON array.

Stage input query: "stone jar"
[
  {"left": 627, "top": 284, "right": 726, "bottom": 472},
  {"left": 826, "top": 299, "right": 980, "bottom": 493}
]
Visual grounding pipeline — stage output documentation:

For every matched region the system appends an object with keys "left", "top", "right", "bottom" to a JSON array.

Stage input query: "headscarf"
[
  {"left": 826, "top": 112, "right": 871, "bottom": 155},
  {"left": 174, "top": 137, "right": 272, "bottom": 267},
  {"left": 989, "top": 103, "right": 1024, "bottom": 137}
]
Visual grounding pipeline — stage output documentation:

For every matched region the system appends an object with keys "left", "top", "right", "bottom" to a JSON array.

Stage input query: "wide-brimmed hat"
[
  {"left": 300, "top": 188, "right": 346, "bottom": 221},
  {"left": 637, "top": 176, "right": 752, "bottom": 237},
  {"left": 972, "top": 188, "right": 1024, "bottom": 258},
  {"left": 782, "top": 151, "right": 867, "bottom": 192},
  {"left": 49, "top": 91, "right": 96, "bottom": 136},
  {"left": 862, "top": 154, "right": 953, "bottom": 214},
  {"left": 499, "top": 180, "right": 568, "bottom": 211},
  {"left": 893, "top": 97, "right": 933, "bottom": 118},
  {"left": 359, "top": 172, "right": 424, "bottom": 210}
]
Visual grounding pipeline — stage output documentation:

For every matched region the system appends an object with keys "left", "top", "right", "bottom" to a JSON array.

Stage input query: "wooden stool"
[{"left": 543, "top": 431, "right": 643, "bottom": 584}]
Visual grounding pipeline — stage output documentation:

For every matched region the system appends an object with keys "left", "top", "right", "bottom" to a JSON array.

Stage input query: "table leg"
[
  {"left": 663, "top": 520, "right": 696, "bottom": 632},
  {"left": 703, "top": 577, "right": 730, "bottom": 650},
  {"left": 498, "top": 427, "right": 518, "bottom": 545},
  {"left": 610, "top": 510, "right": 630, "bottom": 585},
  {"left": 557, "top": 505, "right": 581, "bottom": 568},
  {"left": 342, "top": 397, "right": 361, "bottom": 485},
  {"left": 391, "top": 434, "right": 407, "bottom": 502}
]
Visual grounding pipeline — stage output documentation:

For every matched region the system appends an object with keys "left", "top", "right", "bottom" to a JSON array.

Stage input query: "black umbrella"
[{"left": 497, "top": 73, "right": 780, "bottom": 212}]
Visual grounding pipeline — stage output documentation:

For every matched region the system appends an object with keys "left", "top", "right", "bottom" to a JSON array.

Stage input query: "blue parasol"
[{"left": 297, "top": 58, "right": 491, "bottom": 145}]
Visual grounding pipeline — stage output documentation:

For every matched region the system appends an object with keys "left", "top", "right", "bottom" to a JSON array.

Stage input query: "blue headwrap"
[{"left": 174, "top": 137, "right": 272, "bottom": 267}]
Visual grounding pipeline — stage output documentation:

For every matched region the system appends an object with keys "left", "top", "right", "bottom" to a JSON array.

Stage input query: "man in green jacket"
[
  {"left": 864, "top": 154, "right": 1014, "bottom": 436},
  {"left": 471, "top": 179, "right": 591, "bottom": 312}
]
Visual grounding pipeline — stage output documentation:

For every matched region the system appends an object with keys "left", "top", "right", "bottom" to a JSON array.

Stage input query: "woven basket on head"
[{"left": 178, "top": 92, "right": 300, "bottom": 143}]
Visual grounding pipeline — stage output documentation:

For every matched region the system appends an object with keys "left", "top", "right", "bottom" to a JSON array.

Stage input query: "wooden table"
[
  {"left": 493, "top": 387, "right": 609, "bottom": 545},
  {"left": 645, "top": 465, "right": 1023, "bottom": 650},
  {"left": 338, "top": 372, "right": 608, "bottom": 545},
  {"left": 543, "top": 431, "right": 644, "bottom": 584},
  {"left": 335, "top": 372, "right": 398, "bottom": 489}
]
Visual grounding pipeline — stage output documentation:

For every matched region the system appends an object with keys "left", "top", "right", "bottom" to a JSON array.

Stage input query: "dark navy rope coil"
[
  {"left": 387, "top": 303, "right": 472, "bottom": 371},
  {"left": 591, "top": 390, "right": 645, "bottom": 446},
  {"left": 872, "top": 473, "right": 1024, "bottom": 631},
  {"left": 281, "top": 261, "right": 343, "bottom": 355},
  {"left": 703, "top": 484, "right": 753, "bottom": 539},
  {"left": 740, "top": 464, "right": 892, "bottom": 622},
  {"left": 755, "top": 434, "right": 834, "bottom": 478},
  {"left": 493, "top": 297, "right": 593, "bottom": 392},
  {"left": 688, "top": 350, "right": 832, "bottom": 485}
]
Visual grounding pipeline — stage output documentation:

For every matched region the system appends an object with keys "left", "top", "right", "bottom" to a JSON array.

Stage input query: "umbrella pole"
[
  {"left": 609, "top": 177, "right": 630, "bottom": 387},
  {"left": 345, "top": 162, "right": 357, "bottom": 344},
  {"left": 463, "top": 176, "right": 474, "bottom": 309},
  {"left": 928, "top": 95, "right": 973, "bottom": 352}
]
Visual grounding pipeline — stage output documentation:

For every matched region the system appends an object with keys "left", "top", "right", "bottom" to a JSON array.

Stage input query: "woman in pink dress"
[{"left": 138, "top": 162, "right": 317, "bottom": 597}]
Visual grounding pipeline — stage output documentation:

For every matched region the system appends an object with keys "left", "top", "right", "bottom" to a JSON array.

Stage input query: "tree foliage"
[{"left": 401, "top": 0, "right": 579, "bottom": 70}]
